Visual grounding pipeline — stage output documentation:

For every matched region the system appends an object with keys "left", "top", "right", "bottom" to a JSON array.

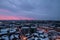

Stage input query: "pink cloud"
[
  {"left": 0, "top": 15, "right": 34, "bottom": 20},
  {"left": 0, "top": 9, "right": 11, "bottom": 13},
  {"left": 0, "top": 9, "right": 34, "bottom": 20}
]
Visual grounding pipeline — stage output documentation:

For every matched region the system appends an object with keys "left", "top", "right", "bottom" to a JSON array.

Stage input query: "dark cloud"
[{"left": 0, "top": 0, "right": 60, "bottom": 20}]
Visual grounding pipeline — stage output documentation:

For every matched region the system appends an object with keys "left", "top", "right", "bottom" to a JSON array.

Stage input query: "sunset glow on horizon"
[
  {"left": 0, "top": 9, "right": 34, "bottom": 20},
  {"left": 0, "top": 15, "right": 34, "bottom": 20}
]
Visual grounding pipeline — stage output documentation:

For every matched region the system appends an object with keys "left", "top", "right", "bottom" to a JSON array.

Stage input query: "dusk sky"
[{"left": 0, "top": 0, "right": 60, "bottom": 20}]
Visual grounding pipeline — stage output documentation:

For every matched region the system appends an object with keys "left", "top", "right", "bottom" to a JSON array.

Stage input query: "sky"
[{"left": 0, "top": 0, "right": 60, "bottom": 20}]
